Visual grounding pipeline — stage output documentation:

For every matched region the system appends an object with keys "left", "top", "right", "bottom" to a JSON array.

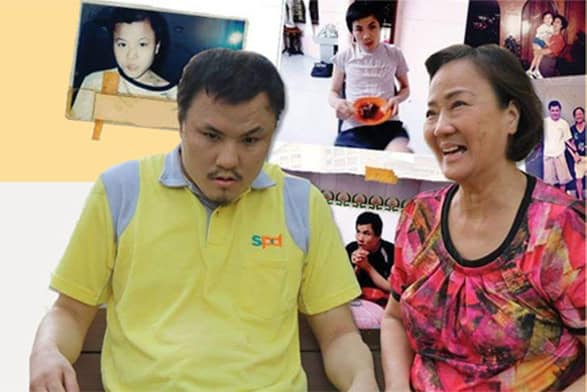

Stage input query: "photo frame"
[
  {"left": 271, "top": 143, "right": 448, "bottom": 328},
  {"left": 276, "top": 0, "right": 422, "bottom": 154},
  {"left": 66, "top": 1, "right": 247, "bottom": 130},
  {"left": 525, "top": 76, "right": 586, "bottom": 200},
  {"left": 464, "top": 0, "right": 585, "bottom": 79}
]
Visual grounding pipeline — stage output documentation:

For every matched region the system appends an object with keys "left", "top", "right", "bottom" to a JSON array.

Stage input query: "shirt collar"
[{"left": 159, "top": 145, "right": 276, "bottom": 190}]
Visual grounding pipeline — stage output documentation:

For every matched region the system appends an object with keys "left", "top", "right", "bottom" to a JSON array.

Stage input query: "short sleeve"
[
  {"left": 298, "top": 186, "right": 360, "bottom": 315},
  {"left": 50, "top": 179, "right": 115, "bottom": 306},
  {"left": 535, "top": 201, "right": 586, "bottom": 333},
  {"left": 563, "top": 121, "right": 572, "bottom": 140},
  {"left": 393, "top": 47, "right": 409, "bottom": 77},
  {"left": 332, "top": 48, "right": 349, "bottom": 73},
  {"left": 70, "top": 72, "right": 102, "bottom": 121},
  {"left": 389, "top": 200, "right": 417, "bottom": 301}
]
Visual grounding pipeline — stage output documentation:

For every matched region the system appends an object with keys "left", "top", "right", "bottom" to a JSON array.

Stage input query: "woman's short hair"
[
  {"left": 177, "top": 48, "right": 285, "bottom": 124},
  {"left": 345, "top": 1, "right": 384, "bottom": 32},
  {"left": 573, "top": 106, "right": 585, "bottom": 117},
  {"left": 425, "top": 44, "right": 543, "bottom": 162},
  {"left": 554, "top": 14, "right": 569, "bottom": 30}
]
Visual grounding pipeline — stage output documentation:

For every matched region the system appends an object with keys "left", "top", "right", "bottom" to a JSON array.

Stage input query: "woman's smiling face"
[{"left": 424, "top": 59, "right": 519, "bottom": 185}]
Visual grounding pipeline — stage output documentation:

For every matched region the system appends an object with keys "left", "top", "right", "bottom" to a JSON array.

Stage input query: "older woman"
[{"left": 381, "top": 44, "right": 585, "bottom": 391}]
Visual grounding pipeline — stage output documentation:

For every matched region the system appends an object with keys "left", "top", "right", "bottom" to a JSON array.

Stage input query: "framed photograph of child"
[{"left": 67, "top": 1, "right": 247, "bottom": 129}]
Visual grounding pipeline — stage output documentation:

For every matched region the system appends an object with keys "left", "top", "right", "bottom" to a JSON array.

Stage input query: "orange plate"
[{"left": 353, "top": 96, "right": 391, "bottom": 125}]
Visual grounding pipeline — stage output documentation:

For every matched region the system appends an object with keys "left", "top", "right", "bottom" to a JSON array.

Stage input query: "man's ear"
[{"left": 179, "top": 122, "right": 185, "bottom": 139}]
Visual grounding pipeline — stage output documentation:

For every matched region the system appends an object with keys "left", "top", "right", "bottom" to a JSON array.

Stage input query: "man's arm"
[
  {"left": 328, "top": 67, "right": 354, "bottom": 120},
  {"left": 565, "top": 139, "right": 580, "bottom": 161},
  {"left": 29, "top": 293, "right": 99, "bottom": 392},
  {"left": 383, "top": 73, "right": 410, "bottom": 116},
  {"left": 380, "top": 297, "right": 413, "bottom": 392},
  {"left": 361, "top": 263, "right": 391, "bottom": 292},
  {"left": 307, "top": 304, "right": 378, "bottom": 391}
]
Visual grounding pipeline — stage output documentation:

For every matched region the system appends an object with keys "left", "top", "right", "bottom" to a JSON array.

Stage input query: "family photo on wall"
[
  {"left": 464, "top": 0, "right": 585, "bottom": 200},
  {"left": 465, "top": 0, "right": 585, "bottom": 79}
]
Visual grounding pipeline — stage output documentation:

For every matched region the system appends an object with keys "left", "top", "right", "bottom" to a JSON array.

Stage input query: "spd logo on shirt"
[{"left": 251, "top": 234, "right": 282, "bottom": 249}]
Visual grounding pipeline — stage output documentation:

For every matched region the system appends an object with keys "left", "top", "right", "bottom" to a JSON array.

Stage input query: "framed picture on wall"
[
  {"left": 525, "top": 77, "right": 585, "bottom": 200},
  {"left": 464, "top": 0, "right": 585, "bottom": 79},
  {"left": 66, "top": 1, "right": 247, "bottom": 129}
]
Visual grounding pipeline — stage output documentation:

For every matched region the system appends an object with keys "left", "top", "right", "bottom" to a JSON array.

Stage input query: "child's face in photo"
[
  {"left": 543, "top": 13, "right": 553, "bottom": 25},
  {"left": 113, "top": 19, "right": 159, "bottom": 81},
  {"left": 352, "top": 15, "right": 381, "bottom": 52}
]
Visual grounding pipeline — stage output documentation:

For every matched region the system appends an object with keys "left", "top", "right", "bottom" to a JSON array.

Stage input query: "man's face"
[
  {"left": 549, "top": 105, "right": 561, "bottom": 121},
  {"left": 351, "top": 15, "right": 381, "bottom": 52},
  {"left": 179, "top": 91, "right": 277, "bottom": 204},
  {"left": 355, "top": 224, "right": 381, "bottom": 252}
]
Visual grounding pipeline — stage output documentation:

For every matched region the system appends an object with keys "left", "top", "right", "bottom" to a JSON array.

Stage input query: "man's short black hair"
[
  {"left": 356, "top": 212, "right": 383, "bottom": 236},
  {"left": 177, "top": 49, "right": 285, "bottom": 124},
  {"left": 548, "top": 100, "right": 562, "bottom": 110},
  {"left": 345, "top": 1, "right": 384, "bottom": 32}
]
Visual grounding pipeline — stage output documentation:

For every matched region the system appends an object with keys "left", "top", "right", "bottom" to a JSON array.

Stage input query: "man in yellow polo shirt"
[{"left": 29, "top": 49, "right": 377, "bottom": 391}]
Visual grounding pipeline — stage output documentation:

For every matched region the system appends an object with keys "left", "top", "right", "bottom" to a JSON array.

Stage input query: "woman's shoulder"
[
  {"left": 529, "top": 178, "right": 585, "bottom": 225},
  {"left": 399, "top": 184, "right": 453, "bottom": 224},
  {"left": 409, "top": 184, "right": 453, "bottom": 207}
]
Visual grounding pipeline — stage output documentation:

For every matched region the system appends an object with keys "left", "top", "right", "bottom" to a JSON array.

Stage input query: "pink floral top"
[{"left": 391, "top": 175, "right": 585, "bottom": 391}]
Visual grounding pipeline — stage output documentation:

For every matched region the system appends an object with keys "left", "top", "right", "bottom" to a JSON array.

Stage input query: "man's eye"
[
  {"left": 203, "top": 132, "right": 219, "bottom": 141},
  {"left": 242, "top": 137, "right": 259, "bottom": 145}
]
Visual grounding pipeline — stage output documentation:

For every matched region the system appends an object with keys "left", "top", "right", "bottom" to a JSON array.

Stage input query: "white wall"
[{"left": 394, "top": 0, "right": 469, "bottom": 153}]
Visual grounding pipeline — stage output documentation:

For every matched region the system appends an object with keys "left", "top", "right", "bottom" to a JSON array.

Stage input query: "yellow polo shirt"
[{"left": 51, "top": 147, "right": 360, "bottom": 391}]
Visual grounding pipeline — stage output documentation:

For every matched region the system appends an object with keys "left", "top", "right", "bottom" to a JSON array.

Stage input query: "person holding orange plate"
[{"left": 328, "top": 1, "right": 411, "bottom": 151}]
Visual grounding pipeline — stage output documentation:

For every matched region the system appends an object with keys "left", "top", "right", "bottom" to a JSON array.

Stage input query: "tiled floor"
[{"left": 277, "top": 53, "right": 339, "bottom": 146}]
